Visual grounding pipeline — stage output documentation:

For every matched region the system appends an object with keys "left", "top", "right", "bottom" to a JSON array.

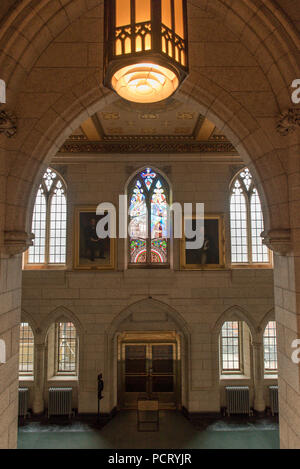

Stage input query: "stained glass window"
[
  {"left": 27, "top": 168, "right": 67, "bottom": 265},
  {"left": 221, "top": 321, "right": 241, "bottom": 372},
  {"left": 264, "top": 321, "right": 278, "bottom": 372},
  {"left": 129, "top": 168, "right": 169, "bottom": 265},
  {"left": 230, "top": 168, "right": 269, "bottom": 264},
  {"left": 56, "top": 322, "right": 77, "bottom": 373},
  {"left": 19, "top": 322, "right": 34, "bottom": 375}
]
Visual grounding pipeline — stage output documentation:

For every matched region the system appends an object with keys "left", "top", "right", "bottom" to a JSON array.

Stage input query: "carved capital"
[
  {"left": 2, "top": 231, "right": 34, "bottom": 257},
  {"left": 261, "top": 229, "right": 292, "bottom": 256},
  {"left": 0, "top": 109, "right": 17, "bottom": 137},
  {"left": 251, "top": 341, "right": 263, "bottom": 350},
  {"left": 277, "top": 108, "right": 300, "bottom": 136}
]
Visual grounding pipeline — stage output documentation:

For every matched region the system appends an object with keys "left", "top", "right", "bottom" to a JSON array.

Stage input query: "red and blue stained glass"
[
  {"left": 129, "top": 169, "right": 168, "bottom": 264},
  {"left": 141, "top": 168, "right": 157, "bottom": 191}
]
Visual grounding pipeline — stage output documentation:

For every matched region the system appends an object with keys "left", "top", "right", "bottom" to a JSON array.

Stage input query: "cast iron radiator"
[
  {"left": 18, "top": 387, "right": 29, "bottom": 418},
  {"left": 48, "top": 387, "right": 72, "bottom": 418},
  {"left": 269, "top": 385, "right": 278, "bottom": 416},
  {"left": 225, "top": 386, "right": 252, "bottom": 416}
]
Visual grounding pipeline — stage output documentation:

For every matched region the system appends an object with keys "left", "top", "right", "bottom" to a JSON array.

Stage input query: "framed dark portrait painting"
[
  {"left": 180, "top": 214, "right": 225, "bottom": 270},
  {"left": 74, "top": 207, "right": 115, "bottom": 270}
]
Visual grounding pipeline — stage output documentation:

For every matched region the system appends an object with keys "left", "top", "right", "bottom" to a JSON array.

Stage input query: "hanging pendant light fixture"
[{"left": 103, "top": 0, "right": 188, "bottom": 104}]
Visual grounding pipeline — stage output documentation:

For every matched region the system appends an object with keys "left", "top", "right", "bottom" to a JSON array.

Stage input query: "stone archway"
[
  {"left": 0, "top": 1, "right": 297, "bottom": 236},
  {"left": 212, "top": 305, "right": 280, "bottom": 415},
  {"left": 104, "top": 298, "right": 191, "bottom": 414}
]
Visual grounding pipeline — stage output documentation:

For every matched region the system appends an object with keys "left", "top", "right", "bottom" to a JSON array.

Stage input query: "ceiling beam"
[
  {"left": 80, "top": 117, "right": 102, "bottom": 141},
  {"left": 196, "top": 118, "right": 216, "bottom": 141}
]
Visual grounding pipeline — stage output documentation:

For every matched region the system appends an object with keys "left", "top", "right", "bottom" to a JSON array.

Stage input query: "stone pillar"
[
  {"left": 252, "top": 341, "right": 265, "bottom": 413},
  {"left": 263, "top": 229, "right": 300, "bottom": 448},
  {"left": 0, "top": 232, "right": 33, "bottom": 449},
  {"left": 33, "top": 342, "right": 46, "bottom": 414}
]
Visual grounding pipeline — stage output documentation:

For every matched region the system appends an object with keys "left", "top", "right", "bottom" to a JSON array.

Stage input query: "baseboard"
[
  {"left": 77, "top": 406, "right": 118, "bottom": 420},
  {"left": 182, "top": 406, "right": 222, "bottom": 421},
  {"left": 21, "top": 406, "right": 118, "bottom": 423}
]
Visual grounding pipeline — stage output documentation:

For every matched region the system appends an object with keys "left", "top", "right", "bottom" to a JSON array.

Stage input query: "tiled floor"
[{"left": 18, "top": 411, "right": 279, "bottom": 449}]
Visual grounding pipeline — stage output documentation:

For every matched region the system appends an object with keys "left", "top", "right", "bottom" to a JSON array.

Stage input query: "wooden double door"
[{"left": 120, "top": 342, "right": 179, "bottom": 409}]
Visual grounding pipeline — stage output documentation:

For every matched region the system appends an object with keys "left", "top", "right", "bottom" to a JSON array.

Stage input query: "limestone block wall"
[
  {"left": 274, "top": 254, "right": 300, "bottom": 448},
  {"left": 21, "top": 267, "right": 275, "bottom": 414},
  {"left": 20, "top": 158, "right": 276, "bottom": 414}
]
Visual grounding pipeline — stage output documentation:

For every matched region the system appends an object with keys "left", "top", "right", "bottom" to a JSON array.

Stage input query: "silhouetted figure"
[
  {"left": 98, "top": 373, "right": 104, "bottom": 400},
  {"left": 85, "top": 218, "right": 105, "bottom": 261},
  {"left": 97, "top": 373, "right": 104, "bottom": 423}
]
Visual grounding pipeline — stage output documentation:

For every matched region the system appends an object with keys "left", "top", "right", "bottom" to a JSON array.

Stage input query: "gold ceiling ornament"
[
  {"left": 277, "top": 108, "right": 300, "bottom": 136},
  {"left": 0, "top": 109, "right": 17, "bottom": 137},
  {"left": 103, "top": 0, "right": 188, "bottom": 103},
  {"left": 177, "top": 112, "right": 194, "bottom": 120},
  {"left": 101, "top": 112, "right": 120, "bottom": 120},
  {"left": 139, "top": 113, "right": 159, "bottom": 119}
]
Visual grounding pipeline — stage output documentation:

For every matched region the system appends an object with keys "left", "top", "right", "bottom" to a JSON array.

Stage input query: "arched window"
[
  {"left": 230, "top": 167, "right": 269, "bottom": 264},
  {"left": 220, "top": 321, "right": 241, "bottom": 372},
  {"left": 128, "top": 168, "right": 169, "bottom": 265},
  {"left": 264, "top": 321, "right": 278, "bottom": 372},
  {"left": 19, "top": 323, "right": 34, "bottom": 376},
  {"left": 27, "top": 168, "right": 67, "bottom": 266},
  {"left": 56, "top": 322, "right": 77, "bottom": 374},
  {"left": 220, "top": 320, "right": 252, "bottom": 376}
]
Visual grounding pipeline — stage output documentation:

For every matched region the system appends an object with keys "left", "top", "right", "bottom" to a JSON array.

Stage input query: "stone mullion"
[
  {"left": 45, "top": 187, "right": 52, "bottom": 266},
  {"left": 252, "top": 341, "right": 266, "bottom": 412}
]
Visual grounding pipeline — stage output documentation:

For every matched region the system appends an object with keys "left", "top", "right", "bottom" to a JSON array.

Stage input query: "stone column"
[
  {"left": 252, "top": 341, "right": 265, "bottom": 413},
  {"left": 263, "top": 228, "right": 300, "bottom": 448},
  {"left": 0, "top": 232, "right": 33, "bottom": 449},
  {"left": 33, "top": 342, "right": 46, "bottom": 414}
]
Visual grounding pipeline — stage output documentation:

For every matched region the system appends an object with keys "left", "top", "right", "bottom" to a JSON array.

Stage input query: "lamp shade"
[{"left": 103, "top": 0, "right": 188, "bottom": 103}]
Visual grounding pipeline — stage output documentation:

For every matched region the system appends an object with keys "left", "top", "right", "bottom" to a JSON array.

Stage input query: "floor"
[{"left": 18, "top": 411, "right": 279, "bottom": 449}]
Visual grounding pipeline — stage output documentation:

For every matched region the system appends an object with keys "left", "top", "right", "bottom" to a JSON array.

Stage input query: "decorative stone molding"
[
  {"left": 277, "top": 108, "right": 300, "bottom": 136},
  {"left": 2, "top": 231, "right": 34, "bottom": 257},
  {"left": 261, "top": 229, "right": 292, "bottom": 255},
  {"left": 59, "top": 139, "right": 237, "bottom": 154},
  {"left": 0, "top": 110, "right": 17, "bottom": 137}
]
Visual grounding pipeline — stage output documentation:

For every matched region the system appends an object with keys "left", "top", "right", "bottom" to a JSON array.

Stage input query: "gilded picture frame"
[
  {"left": 74, "top": 206, "right": 115, "bottom": 270},
  {"left": 180, "top": 214, "right": 225, "bottom": 270}
]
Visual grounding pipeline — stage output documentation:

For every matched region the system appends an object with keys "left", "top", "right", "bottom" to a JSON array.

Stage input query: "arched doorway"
[
  {"left": 105, "top": 298, "right": 190, "bottom": 412},
  {"left": 118, "top": 331, "right": 181, "bottom": 409}
]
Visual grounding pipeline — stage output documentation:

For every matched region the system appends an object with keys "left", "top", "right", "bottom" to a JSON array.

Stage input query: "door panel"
[
  {"left": 125, "top": 345, "right": 147, "bottom": 373},
  {"left": 152, "top": 375, "right": 174, "bottom": 393},
  {"left": 125, "top": 376, "right": 147, "bottom": 393},
  {"left": 152, "top": 345, "right": 174, "bottom": 373}
]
